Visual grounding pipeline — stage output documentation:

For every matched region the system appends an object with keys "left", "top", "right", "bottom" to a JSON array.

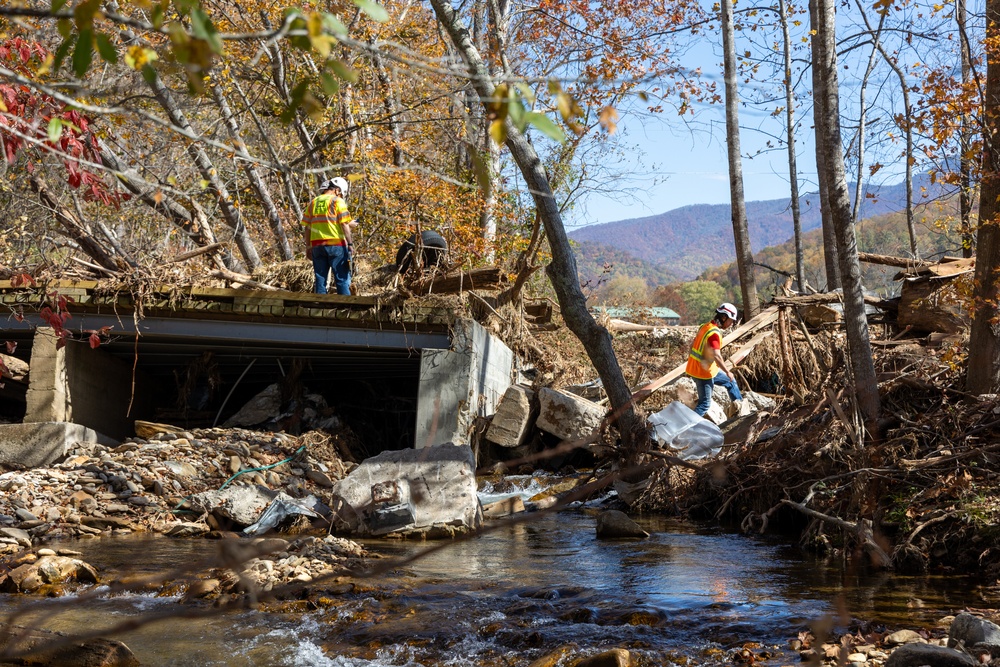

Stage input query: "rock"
[
  {"left": 330, "top": 444, "right": 481, "bottom": 537},
  {"left": 228, "top": 456, "right": 242, "bottom": 475},
  {"left": 163, "top": 461, "right": 198, "bottom": 477},
  {"left": 68, "top": 491, "right": 98, "bottom": 512},
  {"left": 0, "top": 625, "right": 139, "bottom": 667},
  {"left": 596, "top": 510, "right": 649, "bottom": 539},
  {"left": 163, "top": 522, "right": 210, "bottom": 538},
  {"left": 536, "top": 387, "right": 605, "bottom": 442},
  {"left": 482, "top": 496, "right": 525, "bottom": 518},
  {"left": 886, "top": 629, "right": 926, "bottom": 646},
  {"left": 4, "top": 555, "right": 99, "bottom": 593},
  {"left": 306, "top": 469, "right": 334, "bottom": 488},
  {"left": 576, "top": 648, "right": 632, "bottom": 667},
  {"left": 36, "top": 548, "right": 56, "bottom": 556},
  {"left": 0, "top": 527, "right": 32, "bottom": 548},
  {"left": 81, "top": 516, "right": 132, "bottom": 531},
  {"left": 0, "top": 352, "right": 28, "bottom": 380},
  {"left": 949, "top": 613, "right": 1000, "bottom": 651},
  {"left": 222, "top": 383, "right": 282, "bottom": 428},
  {"left": 528, "top": 646, "right": 574, "bottom": 667},
  {"left": 886, "top": 643, "right": 977, "bottom": 667},
  {"left": 186, "top": 578, "right": 220, "bottom": 598},
  {"left": 15, "top": 508, "right": 38, "bottom": 522},
  {"left": 486, "top": 385, "right": 536, "bottom": 448}
]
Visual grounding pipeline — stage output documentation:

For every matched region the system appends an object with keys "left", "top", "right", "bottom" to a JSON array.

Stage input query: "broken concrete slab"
[
  {"left": 486, "top": 385, "right": 536, "bottom": 448},
  {"left": 0, "top": 422, "right": 110, "bottom": 468},
  {"left": 535, "top": 387, "right": 604, "bottom": 442},
  {"left": 186, "top": 484, "right": 278, "bottom": 527},
  {"left": 223, "top": 384, "right": 282, "bottom": 428},
  {"left": 329, "top": 444, "right": 482, "bottom": 537}
]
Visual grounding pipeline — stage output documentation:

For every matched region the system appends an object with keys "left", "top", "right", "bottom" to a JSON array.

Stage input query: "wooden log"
[
  {"left": 409, "top": 267, "right": 504, "bottom": 294},
  {"left": 631, "top": 305, "right": 780, "bottom": 404},
  {"left": 166, "top": 242, "right": 224, "bottom": 264},
  {"left": 898, "top": 274, "right": 971, "bottom": 333},
  {"left": 857, "top": 252, "right": 932, "bottom": 269}
]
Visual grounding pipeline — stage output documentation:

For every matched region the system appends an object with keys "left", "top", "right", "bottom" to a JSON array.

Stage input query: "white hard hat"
[
  {"left": 716, "top": 302, "right": 738, "bottom": 320},
  {"left": 329, "top": 176, "right": 349, "bottom": 194}
]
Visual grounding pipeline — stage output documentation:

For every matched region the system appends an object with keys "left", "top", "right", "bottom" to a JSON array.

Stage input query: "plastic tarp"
[{"left": 647, "top": 401, "right": 724, "bottom": 460}]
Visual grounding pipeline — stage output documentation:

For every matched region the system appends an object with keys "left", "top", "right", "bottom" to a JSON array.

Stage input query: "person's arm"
[
  {"left": 302, "top": 201, "right": 313, "bottom": 260},
  {"left": 336, "top": 198, "right": 355, "bottom": 249}
]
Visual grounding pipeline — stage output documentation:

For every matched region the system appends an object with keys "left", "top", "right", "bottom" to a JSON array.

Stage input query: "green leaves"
[
  {"left": 486, "top": 82, "right": 568, "bottom": 146},
  {"left": 190, "top": 8, "right": 222, "bottom": 55},
  {"left": 47, "top": 118, "right": 63, "bottom": 144},
  {"left": 95, "top": 33, "right": 117, "bottom": 64},
  {"left": 352, "top": 0, "right": 389, "bottom": 23},
  {"left": 72, "top": 28, "right": 93, "bottom": 77}
]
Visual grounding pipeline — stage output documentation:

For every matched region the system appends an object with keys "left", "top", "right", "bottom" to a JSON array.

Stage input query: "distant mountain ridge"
[{"left": 570, "top": 176, "right": 943, "bottom": 282}]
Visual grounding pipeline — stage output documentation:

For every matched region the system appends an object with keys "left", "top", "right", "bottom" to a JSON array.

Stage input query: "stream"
[{"left": 8, "top": 489, "right": 1000, "bottom": 666}]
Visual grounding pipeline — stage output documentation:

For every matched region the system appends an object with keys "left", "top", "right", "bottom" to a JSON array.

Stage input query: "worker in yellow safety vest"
[
  {"left": 685, "top": 302, "right": 743, "bottom": 416},
  {"left": 302, "top": 176, "right": 356, "bottom": 295}
]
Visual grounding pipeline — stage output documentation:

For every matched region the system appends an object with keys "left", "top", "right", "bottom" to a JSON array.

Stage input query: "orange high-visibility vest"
[{"left": 685, "top": 322, "right": 722, "bottom": 380}]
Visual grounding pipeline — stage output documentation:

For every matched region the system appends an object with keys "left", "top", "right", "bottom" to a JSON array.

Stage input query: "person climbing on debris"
[
  {"left": 685, "top": 302, "right": 743, "bottom": 416},
  {"left": 302, "top": 176, "right": 355, "bottom": 295}
]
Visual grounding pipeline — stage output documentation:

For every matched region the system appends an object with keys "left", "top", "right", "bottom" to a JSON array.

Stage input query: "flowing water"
[{"left": 10, "top": 483, "right": 1000, "bottom": 666}]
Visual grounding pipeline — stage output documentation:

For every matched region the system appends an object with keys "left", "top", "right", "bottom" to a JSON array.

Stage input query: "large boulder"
[
  {"left": 0, "top": 625, "right": 138, "bottom": 667},
  {"left": 885, "top": 643, "right": 976, "bottom": 667},
  {"left": 949, "top": 612, "right": 1000, "bottom": 656},
  {"left": 596, "top": 510, "right": 649, "bottom": 539},
  {"left": 2, "top": 555, "right": 99, "bottom": 593},
  {"left": 329, "top": 444, "right": 481, "bottom": 537},
  {"left": 536, "top": 387, "right": 604, "bottom": 442}
]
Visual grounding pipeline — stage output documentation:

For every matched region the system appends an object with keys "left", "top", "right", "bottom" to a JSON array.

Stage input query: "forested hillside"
[
  {"left": 570, "top": 176, "right": 943, "bottom": 281},
  {"left": 700, "top": 197, "right": 967, "bottom": 301}
]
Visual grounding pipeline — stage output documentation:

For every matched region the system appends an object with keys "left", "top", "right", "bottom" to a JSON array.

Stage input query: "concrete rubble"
[{"left": 329, "top": 444, "right": 482, "bottom": 537}]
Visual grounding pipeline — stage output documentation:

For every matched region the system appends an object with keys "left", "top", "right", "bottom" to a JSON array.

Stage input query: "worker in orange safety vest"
[
  {"left": 685, "top": 302, "right": 743, "bottom": 416},
  {"left": 302, "top": 176, "right": 355, "bottom": 295}
]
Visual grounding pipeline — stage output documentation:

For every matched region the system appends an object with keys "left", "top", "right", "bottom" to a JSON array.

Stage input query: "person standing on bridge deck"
[
  {"left": 685, "top": 302, "right": 743, "bottom": 416},
  {"left": 302, "top": 176, "right": 355, "bottom": 295}
]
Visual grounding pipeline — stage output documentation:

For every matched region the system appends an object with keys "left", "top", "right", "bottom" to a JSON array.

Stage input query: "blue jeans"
[
  {"left": 312, "top": 245, "right": 351, "bottom": 295},
  {"left": 693, "top": 372, "right": 743, "bottom": 416}
]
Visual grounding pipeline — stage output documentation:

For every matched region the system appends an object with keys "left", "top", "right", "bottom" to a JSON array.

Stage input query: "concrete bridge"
[{"left": 0, "top": 281, "right": 515, "bottom": 462}]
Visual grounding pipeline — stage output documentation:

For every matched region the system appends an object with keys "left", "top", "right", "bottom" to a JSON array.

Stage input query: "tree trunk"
[
  {"left": 721, "top": 0, "right": 759, "bottom": 317},
  {"left": 372, "top": 51, "right": 404, "bottom": 167},
  {"left": 967, "top": 0, "right": 1000, "bottom": 394},
  {"left": 210, "top": 80, "right": 294, "bottom": 261},
  {"left": 810, "top": 0, "right": 840, "bottom": 291},
  {"left": 958, "top": 0, "right": 975, "bottom": 258},
  {"left": 428, "top": 0, "right": 646, "bottom": 457},
  {"left": 98, "top": 139, "right": 244, "bottom": 271},
  {"left": 851, "top": 5, "right": 883, "bottom": 228},
  {"left": 779, "top": 0, "right": 806, "bottom": 293},
  {"left": 105, "top": 2, "right": 259, "bottom": 271},
  {"left": 859, "top": 4, "right": 918, "bottom": 259},
  {"left": 811, "top": 0, "right": 881, "bottom": 431}
]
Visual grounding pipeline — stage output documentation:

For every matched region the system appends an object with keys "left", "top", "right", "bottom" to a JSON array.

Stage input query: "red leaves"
[
  {"left": 86, "top": 326, "right": 112, "bottom": 349},
  {"left": 5, "top": 341, "right": 16, "bottom": 354},
  {"left": 10, "top": 273, "right": 35, "bottom": 288},
  {"left": 0, "top": 37, "right": 123, "bottom": 206}
]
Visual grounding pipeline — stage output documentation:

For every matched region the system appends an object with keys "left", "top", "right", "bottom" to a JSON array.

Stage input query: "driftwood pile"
[{"left": 626, "top": 254, "right": 999, "bottom": 575}]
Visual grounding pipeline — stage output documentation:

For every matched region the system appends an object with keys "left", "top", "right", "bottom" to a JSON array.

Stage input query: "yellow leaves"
[
  {"left": 873, "top": 0, "right": 892, "bottom": 13},
  {"left": 307, "top": 13, "right": 337, "bottom": 59},
  {"left": 489, "top": 119, "right": 507, "bottom": 145},
  {"left": 124, "top": 45, "right": 158, "bottom": 70},
  {"left": 598, "top": 106, "right": 618, "bottom": 134},
  {"left": 548, "top": 80, "right": 584, "bottom": 135}
]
